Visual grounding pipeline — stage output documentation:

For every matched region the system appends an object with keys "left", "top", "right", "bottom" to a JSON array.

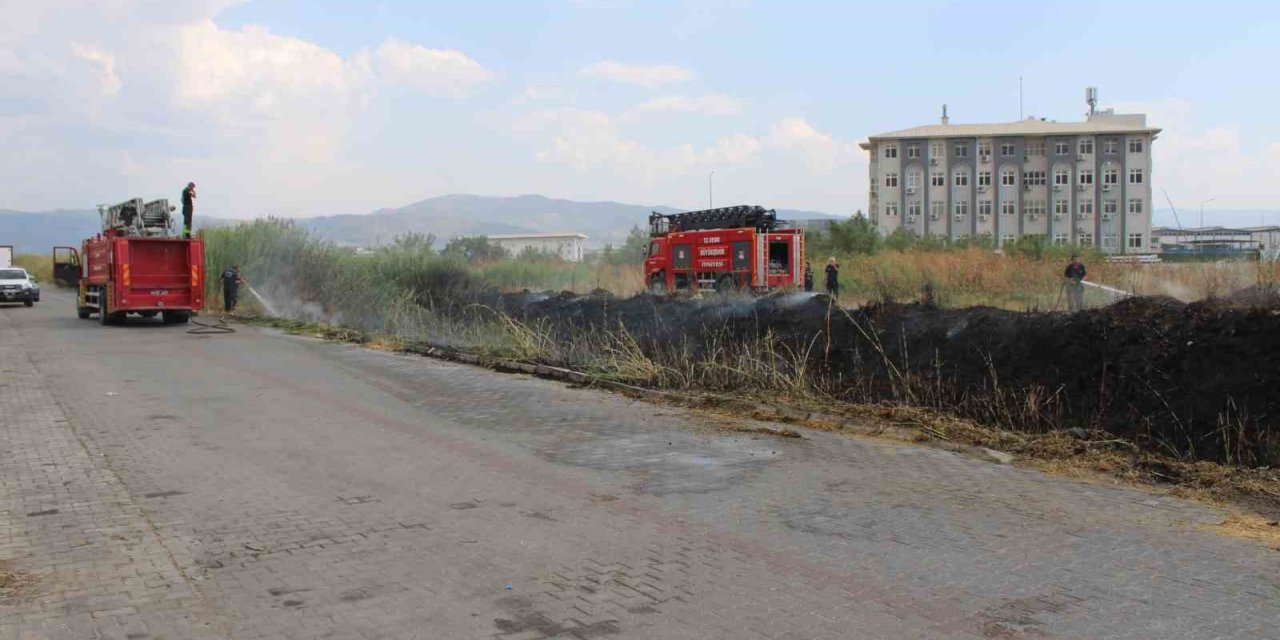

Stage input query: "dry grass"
[
  {"left": 833, "top": 248, "right": 1270, "bottom": 310},
  {"left": 0, "top": 560, "right": 38, "bottom": 601}
]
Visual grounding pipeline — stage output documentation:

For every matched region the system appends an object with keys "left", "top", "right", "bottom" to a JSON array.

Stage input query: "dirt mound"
[
  {"left": 496, "top": 290, "right": 1280, "bottom": 467},
  {"left": 1223, "top": 284, "right": 1280, "bottom": 309}
]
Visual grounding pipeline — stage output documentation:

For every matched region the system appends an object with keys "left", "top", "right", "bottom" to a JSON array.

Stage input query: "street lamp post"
[{"left": 1199, "top": 197, "right": 1215, "bottom": 253}]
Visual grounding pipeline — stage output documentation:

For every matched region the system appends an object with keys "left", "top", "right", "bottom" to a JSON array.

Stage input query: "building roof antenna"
[{"left": 1086, "top": 86, "right": 1098, "bottom": 117}]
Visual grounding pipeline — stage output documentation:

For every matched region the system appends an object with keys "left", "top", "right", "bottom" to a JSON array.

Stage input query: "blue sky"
[{"left": 2, "top": 0, "right": 1277, "bottom": 224}]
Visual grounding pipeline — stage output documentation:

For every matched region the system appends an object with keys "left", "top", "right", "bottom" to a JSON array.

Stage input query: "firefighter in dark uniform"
[
  {"left": 220, "top": 265, "right": 245, "bottom": 313},
  {"left": 1064, "top": 254, "right": 1087, "bottom": 312},
  {"left": 803, "top": 260, "right": 814, "bottom": 292},
  {"left": 181, "top": 182, "right": 196, "bottom": 238},
  {"left": 824, "top": 257, "right": 840, "bottom": 298}
]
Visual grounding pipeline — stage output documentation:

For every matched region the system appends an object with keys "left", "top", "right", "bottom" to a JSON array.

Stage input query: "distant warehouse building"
[
  {"left": 487, "top": 233, "right": 588, "bottom": 262},
  {"left": 1152, "top": 226, "right": 1280, "bottom": 255},
  {"left": 861, "top": 89, "right": 1159, "bottom": 254}
]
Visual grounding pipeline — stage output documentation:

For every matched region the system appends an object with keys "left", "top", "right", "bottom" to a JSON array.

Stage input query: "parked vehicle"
[
  {"left": 0, "top": 245, "right": 12, "bottom": 268},
  {"left": 54, "top": 197, "right": 204, "bottom": 325},
  {"left": 0, "top": 267, "right": 37, "bottom": 307},
  {"left": 643, "top": 205, "right": 804, "bottom": 293}
]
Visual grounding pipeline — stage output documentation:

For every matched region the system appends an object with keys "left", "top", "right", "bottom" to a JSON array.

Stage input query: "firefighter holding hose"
[
  {"left": 1064, "top": 254, "right": 1087, "bottom": 311},
  {"left": 220, "top": 265, "right": 246, "bottom": 314}
]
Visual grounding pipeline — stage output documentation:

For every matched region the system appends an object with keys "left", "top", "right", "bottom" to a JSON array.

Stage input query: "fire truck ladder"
[{"left": 648, "top": 205, "right": 778, "bottom": 236}]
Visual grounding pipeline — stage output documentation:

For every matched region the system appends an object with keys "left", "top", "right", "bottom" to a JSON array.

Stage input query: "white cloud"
[
  {"left": 70, "top": 43, "right": 121, "bottom": 97},
  {"left": 628, "top": 93, "right": 742, "bottom": 117},
  {"left": 374, "top": 39, "right": 492, "bottom": 96},
  {"left": 578, "top": 60, "right": 694, "bottom": 87},
  {"left": 517, "top": 109, "right": 861, "bottom": 185},
  {"left": 765, "top": 117, "right": 862, "bottom": 174},
  {"left": 175, "top": 21, "right": 351, "bottom": 111},
  {"left": 1112, "top": 99, "right": 1280, "bottom": 210}
]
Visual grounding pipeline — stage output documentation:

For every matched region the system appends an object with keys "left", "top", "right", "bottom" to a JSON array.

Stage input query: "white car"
[{"left": 0, "top": 267, "right": 37, "bottom": 307}]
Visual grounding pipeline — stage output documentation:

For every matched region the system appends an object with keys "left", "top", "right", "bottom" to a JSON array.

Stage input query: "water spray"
[
  {"left": 1081, "top": 280, "right": 1131, "bottom": 298},
  {"left": 246, "top": 286, "right": 279, "bottom": 316}
]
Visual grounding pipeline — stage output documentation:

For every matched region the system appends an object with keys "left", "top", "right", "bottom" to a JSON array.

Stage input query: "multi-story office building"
[{"left": 861, "top": 101, "right": 1160, "bottom": 253}]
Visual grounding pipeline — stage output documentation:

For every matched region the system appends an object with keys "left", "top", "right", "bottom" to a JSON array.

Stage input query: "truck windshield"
[{"left": 0, "top": 269, "right": 27, "bottom": 279}]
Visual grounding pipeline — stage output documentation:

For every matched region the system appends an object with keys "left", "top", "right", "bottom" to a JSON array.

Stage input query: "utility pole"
[
  {"left": 1199, "top": 197, "right": 1215, "bottom": 228},
  {"left": 709, "top": 171, "right": 715, "bottom": 208},
  {"left": 1199, "top": 197, "right": 1215, "bottom": 253}
]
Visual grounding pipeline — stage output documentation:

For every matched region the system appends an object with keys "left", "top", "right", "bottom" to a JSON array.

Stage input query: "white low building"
[{"left": 487, "top": 233, "right": 588, "bottom": 262}]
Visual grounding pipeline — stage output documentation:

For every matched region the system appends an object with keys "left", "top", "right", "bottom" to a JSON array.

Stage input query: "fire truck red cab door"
[{"left": 52, "top": 246, "right": 80, "bottom": 287}]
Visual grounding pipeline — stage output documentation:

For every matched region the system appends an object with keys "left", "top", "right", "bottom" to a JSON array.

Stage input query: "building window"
[
  {"left": 1128, "top": 138, "right": 1144, "bottom": 153},
  {"left": 955, "top": 201, "right": 969, "bottom": 216},
  {"left": 929, "top": 142, "right": 944, "bottom": 158},
  {"left": 1000, "top": 142, "right": 1016, "bottom": 157},
  {"left": 1054, "top": 232, "right": 1069, "bottom": 246},
  {"left": 1128, "top": 233, "right": 1144, "bottom": 249},
  {"left": 1128, "top": 199, "right": 1143, "bottom": 215},
  {"left": 1079, "top": 168, "right": 1094, "bottom": 185},
  {"left": 1054, "top": 168, "right": 1070, "bottom": 186},
  {"left": 1025, "top": 200, "right": 1046, "bottom": 216},
  {"left": 1079, "top": 201, "right": 1094, "bottom": 215},
  {"left": 1079, "top": 138, "right": 1094, "bottom": 155},
  {"left": 1023, "top": 170, "right": 1047, "bottom": 186},
  {"left": 906, "top": 171, "right": 921, "bottom": 188},
  {"left": 1129, "top": 168, "right": 1144, "bottom": 184},
  {"left": 978, "top": 171, "right": 992, "bottom": 187},
  {"left": 931, "top": 171, "right": 945, "bottom": 187},
  {"left": 1001, "top": 167, "right": 1016, "bottom": 186},
  {"left": 907, "top": 144, "right": 920, "bottom": 158},
  {"left": 907, "top": 201, "right": 921, "bottom": 217},
  {"left": 1026, "top": 141, "right": 1046, "bottom": 156},
  {"left": 978, "top": 201, "right": 993, "bottom": 216},
  {"left": 1102, "top": 233, "right": 1118, "bottom": 249},
  {"left": 1103, "top": 200, "right": 1118, "bottom": 215},
  {"left": 978, "top": 141, "right": 992, "bottom": 158},
  {"left": 1054, "top": 140, "right": 1070, "bottom": 155},
  {"left": 884, "top": 203, "right": 898, "bottom": 217},
  {"left": 885, "top": 173, "right": 899, "bottom": 188},
  {"left": 1055, "top": 200, "right": 1070, "bottom": 215},
  {"left": 1001, "top": 200, "right": 1016, "bottom": 216},
  {"left": 1078, "top": 232, "right": 1094, "bottom": 246},
  {"left": 1103, "top": 138, "right": 1119, "bottom": 154},
  {"left": 954, "top": 170, "right": 969, "bottom": 187},
  {"left": 954, "top": 143, "right": 969, "bottom": 158},
  {"left": 1001, "top": 233, "right": 1017, "bottom": 245},
  {"left": 1103, "top": 166, "right": 1118, "bottom": 185},
  {"left": 884, "top": 144, "right": 898, "bottom": 159},
  {"left": 931, "top": 201, "right": 945, "bottom": 218}
]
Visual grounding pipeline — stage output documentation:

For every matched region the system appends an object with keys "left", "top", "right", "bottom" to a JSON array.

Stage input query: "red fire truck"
[
  {"left": 644, "top": 205, "right": 804, "bottom": 293},
  {"left": 53, "top": 198, "right": 204, "bottom": 325}
]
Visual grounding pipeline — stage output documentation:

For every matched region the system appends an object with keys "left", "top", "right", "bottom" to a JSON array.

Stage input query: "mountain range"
[{"left": 0, "top": 194, "right": 841, "bottom": 254}]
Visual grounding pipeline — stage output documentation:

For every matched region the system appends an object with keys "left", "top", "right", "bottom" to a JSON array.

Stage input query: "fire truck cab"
[{"left": 644, "top": 205, "right": 804, "bottom": 293}]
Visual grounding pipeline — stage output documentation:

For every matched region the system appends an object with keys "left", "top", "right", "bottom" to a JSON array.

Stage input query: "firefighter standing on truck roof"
[
  {"left": 824, "top": 257, "right": 839, "bottom": 298},
  {"left": 220, "top": 265, "right": 245, "bottom": 314},
  {"left": 181, "top": 182, "right": 196, "bottom": 238},
  {"left": 1064, "top": 253, "right": 1087, "bottom": 312}
]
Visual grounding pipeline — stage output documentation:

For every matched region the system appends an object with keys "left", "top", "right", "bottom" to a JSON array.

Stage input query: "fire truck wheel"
[
  {"left": 648, "top": 275, "right": 666, "bottom": 294},
  {"left": 77, "top": 307, "right": 91, "bottom": 319},
  {"left": 162, "top": 311, "right": 190, "bottom": 324}
]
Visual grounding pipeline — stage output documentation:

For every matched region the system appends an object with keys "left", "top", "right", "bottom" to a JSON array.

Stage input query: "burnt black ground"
[{"left": 488, "top": 289, "right": 1280, "bottom": 467}]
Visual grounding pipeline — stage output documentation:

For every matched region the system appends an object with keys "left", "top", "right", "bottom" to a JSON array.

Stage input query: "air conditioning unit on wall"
[{"left": 954, "top": 214, "right": 964, "bottom": 221}]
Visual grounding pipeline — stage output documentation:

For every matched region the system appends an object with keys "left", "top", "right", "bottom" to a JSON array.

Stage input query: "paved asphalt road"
[{"left": 1, "top": 291, "right": 1278, "bottom": 640}]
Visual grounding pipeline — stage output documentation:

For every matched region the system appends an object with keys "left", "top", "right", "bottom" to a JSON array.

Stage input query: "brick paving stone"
[{"left": 2, "top": 294, "right": 1279, "bottom": 639}]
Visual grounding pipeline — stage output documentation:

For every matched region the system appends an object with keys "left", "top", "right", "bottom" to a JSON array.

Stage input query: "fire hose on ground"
[{"left": 187, "top": 286, "right": 275, "bottom": 335}]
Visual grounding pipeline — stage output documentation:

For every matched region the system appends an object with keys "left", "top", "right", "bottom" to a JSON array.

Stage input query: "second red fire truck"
[{"left": 644, "top": 205, "right": 804, "bottom": 293}]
